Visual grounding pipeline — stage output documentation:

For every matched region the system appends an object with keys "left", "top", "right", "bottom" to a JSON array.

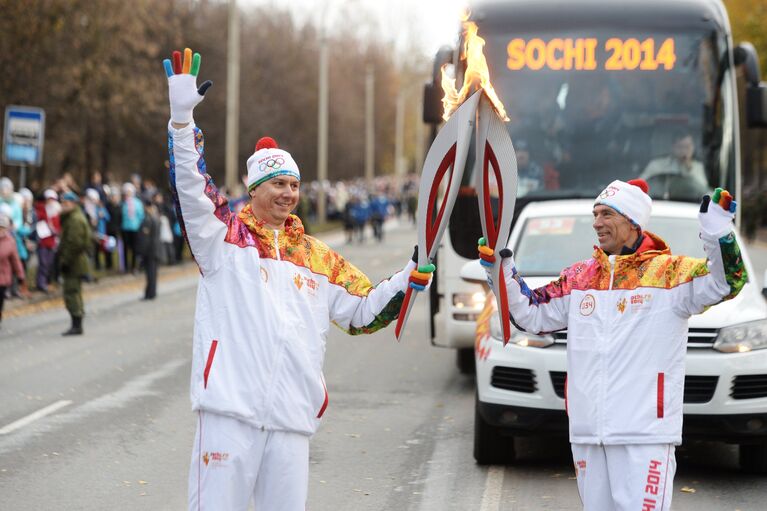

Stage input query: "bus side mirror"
[
  {"left": 423, "top": 46, "right": 455, "bottom": 125},
  {"left": 423, "top": 82, "right": 443, "bottom": 124},
  {"left": 762, "top": 269, "right": 767, "bottom": 300},
  {"left": 736, "top": 43, "right": 767, "bottom": 128}
]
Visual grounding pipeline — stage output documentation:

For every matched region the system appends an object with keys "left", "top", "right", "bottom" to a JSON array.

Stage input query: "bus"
[{"left": 422, "top": 0, "right": 767, "bottom": 373}]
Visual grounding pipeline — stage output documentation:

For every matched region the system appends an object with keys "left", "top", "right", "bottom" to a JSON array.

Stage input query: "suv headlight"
[
  {"left": 489, "top": 314, "right": 555, "bottom": 348},
  {"left": 713, "top": 319, "right": 767, "bottom": 353}
]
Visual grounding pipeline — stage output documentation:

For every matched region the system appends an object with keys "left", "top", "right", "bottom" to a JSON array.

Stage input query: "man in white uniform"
[
  {"left": 163, "top": 48, "right": 434, "bottom": 511},
  {"left": 479, "top": 179, "right": 746, "bottom": 510}
]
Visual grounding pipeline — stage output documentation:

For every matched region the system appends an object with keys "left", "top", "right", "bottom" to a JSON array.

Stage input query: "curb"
[{"left": 5, "top": 263, "right": 199, "bottom": 319}]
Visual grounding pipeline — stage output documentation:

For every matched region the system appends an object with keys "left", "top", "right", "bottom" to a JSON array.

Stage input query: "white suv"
[{"left": 467, "top": 200, "right": 767, "bottom": 472}]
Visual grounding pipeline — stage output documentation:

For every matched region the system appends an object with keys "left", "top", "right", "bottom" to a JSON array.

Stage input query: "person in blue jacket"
[{"left": 121, "top": 183, "right": 144, "bottom": 273}]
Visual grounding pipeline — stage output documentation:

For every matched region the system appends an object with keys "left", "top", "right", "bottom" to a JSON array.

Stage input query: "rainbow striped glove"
[
  {"left": 699, "top": 188, "right": 736, "bottom": 238},
  {"left": 163, "top": 48, "right": 213, "bottom": 124},
  {"left": 478, "top": 237, "right": 514, "bottom": 286},
  {"left": 477, "top": 237, "right": 496, "bottom": 268},
  {"left": 408, "top": 246, "right": 435, "bottom": 291}
]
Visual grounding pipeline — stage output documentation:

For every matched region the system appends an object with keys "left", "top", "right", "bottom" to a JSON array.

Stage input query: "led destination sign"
[{"left": 507, "top": 37, "right": 677, "bottom": 71}]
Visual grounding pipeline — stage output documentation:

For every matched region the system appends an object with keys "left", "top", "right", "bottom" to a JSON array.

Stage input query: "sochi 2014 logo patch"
[
  {"left": 579, "top": 294, "right": 595, "bottom": 316},
  {"left": 293, "top": 273, "right": 319, "bottom": 296},
  {"left": 202, "top": 451, "right": 229, "bottom": 468}
]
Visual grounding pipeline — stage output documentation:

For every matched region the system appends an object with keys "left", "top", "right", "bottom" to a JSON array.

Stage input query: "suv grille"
[
  {"left": 684, "top": 375, "right": 718, "bottom": 403},
  {"left": 491, "top": 367, "right": 537, "bottom": 393},
  {"left": 550, "top": 328, "right": 718, "bottom": 348},
  {"left": 549, "top": 371, "right": 717, "bottom": 403},
  {"left": 731, "top": 375, "right": 767, "bottom": 400},
  {"left": 550, "top": 371, "right": 567, "bottom": 398}
]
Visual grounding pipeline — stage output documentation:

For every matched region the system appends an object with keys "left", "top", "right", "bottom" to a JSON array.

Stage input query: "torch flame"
[{"left": 441, "top": 13, "right": 509, "bottom": 122}]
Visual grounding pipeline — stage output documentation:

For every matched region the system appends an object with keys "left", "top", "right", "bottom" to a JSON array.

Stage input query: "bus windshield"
[{"left": 475, "top": 28, "right": 730, "bottom": 202}]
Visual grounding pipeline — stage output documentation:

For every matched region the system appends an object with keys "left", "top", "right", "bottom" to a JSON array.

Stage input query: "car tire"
[
  {"left": 456, "top": 348, "right": 476, "bottom": 375},
  {"left": 474, "top": 395, "right": 516, "bottom": 465},
  {"left": 739, "top": 442, "right": 767, "bottom": 474}
]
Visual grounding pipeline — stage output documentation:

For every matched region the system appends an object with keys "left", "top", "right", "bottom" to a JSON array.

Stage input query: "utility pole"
[
  {"left": 225, "top": 0, "right": 241, "bottom": 193},
  {"left": 414, "top": 87, "right": 424, "bottom": 172},
  {"left": 317, "top": 36, "right": 329, "bottom": 223},
  {"left": 365, "top": 65, "right": 375, "bottom": 187}
]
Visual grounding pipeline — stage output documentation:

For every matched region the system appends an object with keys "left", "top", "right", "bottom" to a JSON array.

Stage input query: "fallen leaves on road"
[{"left": 680, "top": 486, "right": 696, "bottom": 493}]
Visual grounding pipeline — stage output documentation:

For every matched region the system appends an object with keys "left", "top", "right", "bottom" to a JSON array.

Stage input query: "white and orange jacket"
[
  {"left": 169, "top": 122, "right": 414, "bottom": 436},
  {"left": 499, "top": 230, "right": 747, "bottom": 445}
]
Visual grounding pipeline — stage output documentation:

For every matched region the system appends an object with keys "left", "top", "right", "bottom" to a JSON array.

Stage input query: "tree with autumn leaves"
[{"left": 0, "top": 0, "right": 428, "bottom": 191}]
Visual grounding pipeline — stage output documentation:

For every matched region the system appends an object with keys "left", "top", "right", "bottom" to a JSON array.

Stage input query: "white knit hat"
[
  {"left": 246, "top": 137, "right": 301, "bottom": 192},
  {"left": 594, "top": 179, "right": 652, "bottom": 229}
]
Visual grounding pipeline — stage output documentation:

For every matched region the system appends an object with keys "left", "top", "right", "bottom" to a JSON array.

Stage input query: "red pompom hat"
[{"left": 594, "top": 178, "right": 652, "bottom": 229}]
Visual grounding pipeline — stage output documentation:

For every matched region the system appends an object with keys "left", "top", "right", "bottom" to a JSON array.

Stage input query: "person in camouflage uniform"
[{"left": 58, "top": 191, "right": 92, "bottom": 335}]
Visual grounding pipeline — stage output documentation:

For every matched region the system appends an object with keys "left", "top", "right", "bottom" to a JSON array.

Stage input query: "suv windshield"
[{"left": 514, "top": 215, "right": 705, "bottom": 276}]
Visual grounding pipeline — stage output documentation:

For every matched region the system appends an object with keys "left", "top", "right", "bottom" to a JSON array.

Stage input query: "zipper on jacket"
[
  {"left": 273, "top": 230, "right": 281, "bottom": 260},
  {"left": 597, "top": 256, "right": 617, "bottom": 444},
  {"left": 607, "top": 255, "right": 616, "bottom": 290}
]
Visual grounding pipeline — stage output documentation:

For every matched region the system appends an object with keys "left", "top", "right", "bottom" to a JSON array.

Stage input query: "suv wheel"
[
  {"left": 456, "top": 348, "right": 476, "bottom": 374},
  {"left": 740, "top": 442, "right": 767, "bottom": 474},
  {"left": 474, "top": 395, "right": 516, "bottom": 465}
]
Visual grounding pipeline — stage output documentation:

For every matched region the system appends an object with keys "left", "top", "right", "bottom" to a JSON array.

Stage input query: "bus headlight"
[
  {"left": 453, "top": 292, "right": 487, "bottom": 309},
  {"left": 489, "top": 314, "right": 555, "bottom": 348},
  {"left": 713, "top": 319, "right": 767, "bottom": 353}
]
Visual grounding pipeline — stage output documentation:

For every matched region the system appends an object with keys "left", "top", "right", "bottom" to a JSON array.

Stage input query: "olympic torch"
[{"left": 395, "top": 14, "right": 518, "bottom": 342}]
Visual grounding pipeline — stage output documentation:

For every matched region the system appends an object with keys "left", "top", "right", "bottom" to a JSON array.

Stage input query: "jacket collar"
[
  {"left": 237, "top": 204, "right": 304, "bottom": 241},
  {"left": 593, "top": 231, "right": 670, "bottom": 266}
]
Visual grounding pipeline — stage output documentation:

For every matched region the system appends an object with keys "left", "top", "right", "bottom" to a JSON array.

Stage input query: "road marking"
[
  {"left": 0, "top": 400, "right": 73, "bottom": 435},
  {"left": 479, "top": 465, "right": 506, "bottom": 511},
  {"left": 0, "top": 359, "right": 187, "bottom": 455}
]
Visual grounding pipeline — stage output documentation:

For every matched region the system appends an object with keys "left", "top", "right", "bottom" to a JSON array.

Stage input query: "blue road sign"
[{"left": 3, "top": 106, "right": 45, "bottom": 166}]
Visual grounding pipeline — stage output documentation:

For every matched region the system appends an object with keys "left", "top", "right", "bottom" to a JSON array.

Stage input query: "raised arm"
[
  {"left": 163, "top": 48, "right": 228, "bottom": 276},
  {"left": 673, "top": 189, "right": 747, "bottom": 316},
  {"left": 479, "top": 242, "right": 571, "bottom": 335}
]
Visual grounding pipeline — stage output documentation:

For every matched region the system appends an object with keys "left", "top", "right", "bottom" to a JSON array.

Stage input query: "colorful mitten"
[
  {"left": 477, "top": 237, "right": 495, "bottom": 268},
  {"left": 163, "top": 48, "right": 213, "bottom": 124},
  {"left": 699, "top": 188, "right": 736, "bottom": 238},
  {"left": 408, "top": 246, "right": 435, "bottom": 291}
]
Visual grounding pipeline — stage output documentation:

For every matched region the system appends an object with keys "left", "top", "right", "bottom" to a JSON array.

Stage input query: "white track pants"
[
  {"left": 571, "top": 443, "right": 676, "bottom": 511},
  {"left": 188, "top": 411, "right": 309, "bottom": 511}
]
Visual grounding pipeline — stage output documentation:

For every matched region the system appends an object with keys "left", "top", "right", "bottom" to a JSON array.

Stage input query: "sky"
[{"left": 241, "top": 0, "right": 467, "bottom": 57}]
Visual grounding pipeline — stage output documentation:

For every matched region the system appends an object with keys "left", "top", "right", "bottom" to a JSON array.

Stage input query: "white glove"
[
  {"left": 163, "top": 48, "right": 212, "bottom": 124},
  {"left": 698, "top": 189, "right": 736, "bottom": 239}
]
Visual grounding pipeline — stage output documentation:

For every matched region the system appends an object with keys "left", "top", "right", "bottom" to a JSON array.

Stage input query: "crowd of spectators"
[
  {"left": 0, "top": 170, "right": 421, "bottom": 321},
  {"left": 0, "top": 171, "right": 185, "bottom": 307}
]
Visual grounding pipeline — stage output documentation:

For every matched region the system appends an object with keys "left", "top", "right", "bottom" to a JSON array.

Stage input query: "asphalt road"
[{"left": 1, "top": 223, "right": 766, "bottom": 510}]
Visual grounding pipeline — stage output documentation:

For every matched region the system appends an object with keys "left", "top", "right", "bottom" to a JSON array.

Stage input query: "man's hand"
[
  {"left": 478, "top": 237, "right": 514, "bottom": 286},
  {"left": 163, "top": 48, "right": 213, "bottom": 126},
  {"left": 699, "top": 188, "right": 736, "bottom": 238},
  {"left": 477, "top": 237, "right": 495, "bottom": 267},
  {"left": 408, "top": 245, "right": 435, "bottom": 291}
]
